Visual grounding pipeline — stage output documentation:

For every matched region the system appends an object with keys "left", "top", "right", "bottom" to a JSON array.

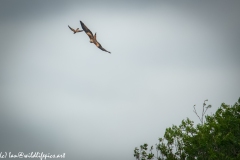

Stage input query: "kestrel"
[
  {"left": 80, "top": 21, "right": 111, "bottom": 54},
  {"left": 68, "top": 25, "right": 83, "bottom": 34}
]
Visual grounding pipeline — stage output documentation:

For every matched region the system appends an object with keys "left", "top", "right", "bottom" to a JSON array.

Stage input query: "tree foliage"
[{"left": 134, "top": 98, "right": 240, "bottom": 160}]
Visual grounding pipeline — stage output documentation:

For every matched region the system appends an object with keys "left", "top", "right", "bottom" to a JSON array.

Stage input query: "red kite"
[
  {"left": 68, "top": 25, "right": 83, "bottom": 34},
  {"left": 80, "top": 21, "right": 111, "bottom": 54}
]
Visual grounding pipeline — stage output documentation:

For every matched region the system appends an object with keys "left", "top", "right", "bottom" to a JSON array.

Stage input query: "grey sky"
[{"left": 0, "top": 1, "right": 240, "bottom": 160}]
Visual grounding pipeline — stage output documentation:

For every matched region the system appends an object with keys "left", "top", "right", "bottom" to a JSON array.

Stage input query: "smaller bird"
[
  {"left": 80, "top": 21, "right": 111, "bottom": 54},
  {"left": 68, "top": 25, "right": 83, "bottom": 34}
]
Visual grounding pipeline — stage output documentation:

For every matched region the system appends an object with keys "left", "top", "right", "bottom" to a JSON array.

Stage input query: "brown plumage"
[
  {"left": 68, "top": 25, "right": 83, "bottom": 34},
  {"left": 80, "top": 21, "right": 111, "bottom": 54}
]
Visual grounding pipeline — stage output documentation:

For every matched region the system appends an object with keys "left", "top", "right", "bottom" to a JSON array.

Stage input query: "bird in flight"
[
  {"left": 80, "top": 21, "right": 111, "bottom": 54},
  {"left": 68, "top": 25, "right": 83, "bottom": 34}
]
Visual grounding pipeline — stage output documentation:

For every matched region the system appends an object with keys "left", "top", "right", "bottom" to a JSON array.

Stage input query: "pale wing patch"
[
  {"left": 95, "top": 42, "right": 100, "bottom": 47},
  {"left": 87, "top": 32, "right": 93, "bottom": 39}
]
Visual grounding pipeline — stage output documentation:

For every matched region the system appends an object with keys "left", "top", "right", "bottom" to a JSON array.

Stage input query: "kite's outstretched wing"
[
  {"left": 76, "top": 28, "right": 83, "bottom": 33},
  {"left": 95, "top": 40, "right": 111, "bottom": 54},
  {"left": 80, "top": 21, "right": 94, "bottom": 40},
  {"left": 98, "top": 44, "right": 111, "bottom": 54},
  {"left": 68, "top": 25, "right": 75, "bottom": 32}
]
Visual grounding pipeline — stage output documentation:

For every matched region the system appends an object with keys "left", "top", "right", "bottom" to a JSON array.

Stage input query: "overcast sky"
[{"left": 0, "top": 1, "right": 240, "bottom": 160}]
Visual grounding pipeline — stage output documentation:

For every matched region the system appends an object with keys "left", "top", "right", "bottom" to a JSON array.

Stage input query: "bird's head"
[{"left": 90, "top": 39, "right": 93, "bottom": 43}]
